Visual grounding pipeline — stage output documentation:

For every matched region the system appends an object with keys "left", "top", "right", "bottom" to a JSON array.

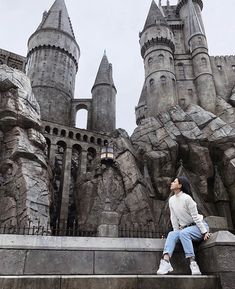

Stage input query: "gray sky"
[{"left": 0, "top": 0, "right": 234, "bottom": 135}]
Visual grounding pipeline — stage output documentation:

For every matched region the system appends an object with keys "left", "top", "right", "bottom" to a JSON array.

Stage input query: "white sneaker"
[
  {"left": 157, "top": 259, "right": 174, "bottom": 275},
  {"left": 190, "top": 261, "right": 202, "bottom": 275}
]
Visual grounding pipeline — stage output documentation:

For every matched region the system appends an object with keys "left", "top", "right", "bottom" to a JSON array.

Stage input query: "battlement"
[{"left": 0, "top": 48, "right": 26, "bottom": 72}]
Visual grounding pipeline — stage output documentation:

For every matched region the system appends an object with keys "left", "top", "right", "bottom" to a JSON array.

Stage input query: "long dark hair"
[{"left": 178, "top": 176, "right": 193, "bottom": 197}]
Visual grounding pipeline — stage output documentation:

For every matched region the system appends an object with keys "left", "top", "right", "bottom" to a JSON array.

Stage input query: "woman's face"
[{"left": 170, "top": 178, "right": 182, "bottom": 191}]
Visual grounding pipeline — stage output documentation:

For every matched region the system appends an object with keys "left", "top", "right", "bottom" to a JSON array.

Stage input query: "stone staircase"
[{"left": 0, "top": 275, "right": 220, "bottom": 289}]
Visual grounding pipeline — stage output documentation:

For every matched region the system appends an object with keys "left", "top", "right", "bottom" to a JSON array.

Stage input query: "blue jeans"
[{"left": 163, "top": 223, "right": 209, "bottom": 258}]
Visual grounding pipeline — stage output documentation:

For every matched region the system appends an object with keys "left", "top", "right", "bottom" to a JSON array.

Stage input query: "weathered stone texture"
[{"left": 0, "top": 65, "right": 51, "bottom": 227}]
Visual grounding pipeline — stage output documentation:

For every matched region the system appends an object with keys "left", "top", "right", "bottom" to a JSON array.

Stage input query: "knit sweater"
[{"left": 169, "top": 191, "right": 207, "bottom": 234}]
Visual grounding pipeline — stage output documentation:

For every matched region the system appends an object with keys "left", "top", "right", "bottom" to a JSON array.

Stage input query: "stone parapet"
[{"left": 0, "top": 235, "right": 189, "bottom": 275}]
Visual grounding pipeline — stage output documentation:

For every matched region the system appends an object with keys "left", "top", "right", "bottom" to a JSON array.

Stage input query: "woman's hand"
[{"left": 203, "top": 232, "right": 211, "bottom": 240}]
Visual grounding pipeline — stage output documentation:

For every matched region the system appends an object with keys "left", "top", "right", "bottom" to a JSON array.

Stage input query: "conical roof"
[
  {"left": 36, "top": 0, "right": 75, "bottom": 38},
  {"left": 188, "top": 0, "right": 204, "bottom": 38},
  {"left": 143, "top": 0, "right": 168, "bottom": 31},
  {"left": 92, "top": 52, "right": 116, "bottom": 91}
]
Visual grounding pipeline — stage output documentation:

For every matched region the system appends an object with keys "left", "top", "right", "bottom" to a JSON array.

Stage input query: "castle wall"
[
  {"left": 210, "top": 55, "right": 235, "bottom": 100},
  {"left": 0, "top": 48, "right": 26, "bottom": 72}
]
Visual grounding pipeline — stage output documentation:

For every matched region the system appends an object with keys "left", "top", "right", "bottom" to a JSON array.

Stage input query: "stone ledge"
[
  {"left": 0, "top": 234, "right": 165, "bottom": 251},
  {"left": 0, "top": 275, "right": 220, "bottom": 289}
]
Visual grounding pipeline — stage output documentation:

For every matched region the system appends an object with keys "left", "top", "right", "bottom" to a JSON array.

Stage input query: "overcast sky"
[{"left": 0, "top": 0, "right": 234, "bottom": 135}]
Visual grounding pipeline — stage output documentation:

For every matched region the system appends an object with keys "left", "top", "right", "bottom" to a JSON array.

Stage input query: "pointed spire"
[
  {"left": 143, "top": 0, "right": 168, "bottom": 32},
  {"left": 37, "top": 0, "right": 75, "bottom": 39},
  {"left": 188, "top": 0, "right": 204, "bottom": 39},
  {"left": 92, "top": 52, "right": 116, "bottom": 91}
]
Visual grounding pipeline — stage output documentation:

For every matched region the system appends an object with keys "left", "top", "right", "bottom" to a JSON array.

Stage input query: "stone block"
[
  {"left": 61, "top": 276, "right": 137, "bottom": 289},
  {"left": 197, "top": 231, "right": 235, "bottom": 274},
  {"left": 95, "top": 251, "right": 158, "bottom": 274},
  {"left": 0, "top": 249, "right": 26, "bottom": 275},
  {"left": 0, "top": 276, "right": 60, "bottom": 289},
  {"left": 137, "top": 276, "right": 219, "bottom": 289},
  {"left": 204, "top": 216, "right": 228, "bottom": 231},
  {"left": 24, "top": 250, "right": 93, "bottom": 275},
  {"left": 98, "top": 224, "right": 118, "bottom": 237}
]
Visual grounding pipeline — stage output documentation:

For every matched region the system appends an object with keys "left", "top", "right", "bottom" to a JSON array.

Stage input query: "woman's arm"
[
  {"left": 186, "top": 197, "right": 207, "bottom": 234},
  {"left": 169, "top": 203, "right": 179, "bottom": 231}
]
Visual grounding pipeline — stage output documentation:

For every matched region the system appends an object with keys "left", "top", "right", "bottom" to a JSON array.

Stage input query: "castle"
[{"left": 0, "top": 0, "right": 235, "bottom": 288}]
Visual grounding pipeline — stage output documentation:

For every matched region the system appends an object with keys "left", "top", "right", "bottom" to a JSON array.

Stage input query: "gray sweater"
[{"left": 169, "top": 191, "right": 207, "bottom": 234}]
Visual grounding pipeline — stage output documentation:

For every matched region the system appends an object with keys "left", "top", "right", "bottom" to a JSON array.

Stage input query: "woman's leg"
[
  {"left": 179, "top": 224, "right": 208, "bottom": 258},
  {"left": 163, "top": 230, "right": 180, "bottom": 257}
]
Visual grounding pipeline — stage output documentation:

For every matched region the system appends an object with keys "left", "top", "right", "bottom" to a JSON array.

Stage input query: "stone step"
[{"left": 0, "top": 275, "right": 220, "bottom": 289}]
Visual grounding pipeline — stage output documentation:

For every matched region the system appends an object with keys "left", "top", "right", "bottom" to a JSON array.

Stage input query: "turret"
[
  {"left": 26, "top": 0, "right": 80, "bottom": 125},
  {"left": 90, "top": 52, "right": 116, "bottom": 133},
  {"left": 138, "top": 0, "right": 177, "bottom": 120},
  {"left": 177, "top": 0, "right": 216, "bottom": 113}
]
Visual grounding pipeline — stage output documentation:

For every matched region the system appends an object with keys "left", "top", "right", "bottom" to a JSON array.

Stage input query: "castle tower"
[
  {"left": 177, "top": 0, "right": 216, "bottom": 113},
  {"left": 137, "top": 0, "right": 176, "bottom": 121},
  {"left": 26, "top": 0, "right": 80, "bottom": 125},
  {"left": 90, "top": 52, "right": 116, "bottom": 132}
]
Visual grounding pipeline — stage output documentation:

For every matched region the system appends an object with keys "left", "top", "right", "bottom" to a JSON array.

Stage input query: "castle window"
[
  {"left": 53, "top": 128, "right": 58, "bottom": 135},
  {"left": 232, "top": 65, "right": 235, "bottom": 71},
  {"left": 170, "top": 57, "right": 173, "bottom": 65},
  {"left": 149, "top": 78, "right": 154, "bottom": 86},
  {"left": 201, "top": 57, "right": 207, "bottom": 67},
  {"left": 69, "top": 131, "right": 74, "bottom": 139},
  {"left": 61, "top": 130, "right": 66, "bottom": 137},
  {"left": 178, "top": 63, "right": 185, "bottom": 79},
  {"left": 198, "top": 37, "right": 202, "bottom": 45},
  {"left": 148, "top": 57, "right": 153, "bottom": 64},
  {"left": 45, "top": 126, "right": 51, "bottom": 134},
  {"left": 158, "top": 54, "right": 164, "bottom": 63},
  {"left": 217, "top": 65, "right": 222, "bottom": 71},
  {"left": 160, "top": 76, "right": 166, "bottom": 85}
]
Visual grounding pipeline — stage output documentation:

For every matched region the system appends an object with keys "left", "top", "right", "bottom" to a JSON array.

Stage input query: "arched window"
[
  {"left": 201, "top": 57, "right": 207, "bottom": 67},
  {"left": 75, "top": 108, "right": 88, "bottom": 129},
  {"left": 149, "top": 78, "right": 154, "bottom": 86},
  {"left": 53, "top": 128, "right": 59, "bottom": 135},
  {"left": 61, "top": 130, "right": 66, "bottom": 137},
  {"left": 148, "top": 57, "right": 153, "bottom": 64},
  {"left": 169, "top": 57, "right": 173, "bottom": 65},
  {"left": 68, "top": 131, "right": 74, "bottom": 139},
  {"left": 160, "top": 75, "right": 166, "bottom": 85},
  {"left": 76, "top": 133, "right": 81, "bottom": 141},
  {"left": 158, "top": 54, "right": 164, "bottom": 63},
  {"left": 0, "top": 59, "right": 4, "bottom": 65},
  {"left": 83, "top": 135, "right": 88, "bottom": 142},
  {"left": 45, "top": 126, "right": 51, "bottom": 134}
]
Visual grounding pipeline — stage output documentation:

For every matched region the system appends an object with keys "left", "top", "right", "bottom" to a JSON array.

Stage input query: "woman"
[{"left": 157, "top": 176, "right": 211, "bottom": 275}]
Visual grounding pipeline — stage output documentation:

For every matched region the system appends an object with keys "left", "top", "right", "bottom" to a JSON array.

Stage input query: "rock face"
[
  {"left": 75, "top": 104, "right": 235, "bottom": 230},
  {"left": 0, "top": 65, "right": 51, "bottom": 228}
]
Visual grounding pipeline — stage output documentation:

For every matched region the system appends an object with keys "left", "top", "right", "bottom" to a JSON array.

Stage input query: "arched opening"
[
  {"left": 76, "top": 133, "right": 81, "bottom": 141},
  {"left": 75, "top": 108, "right": 88, "bottom": 129},
  {"left": 53, "top": 127, "right": 59, "bottom": 135},
  {"left": 97, "top": 138, "right": 102, "bottom": 145},
  {"left": 45, "top": 126, "right": 51, "bottom": 134},
  {"left": 61, "top": 129, "right": 66, "bottom": 137},
  {"left": 90, "top": 136, "right": 95, "bottom": 143},
  {"left": 83, "top": 135, "right": 88, "bottom": 142},
  {"left": 68, "top": 131, "right": 74, "bottom": 139}
]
